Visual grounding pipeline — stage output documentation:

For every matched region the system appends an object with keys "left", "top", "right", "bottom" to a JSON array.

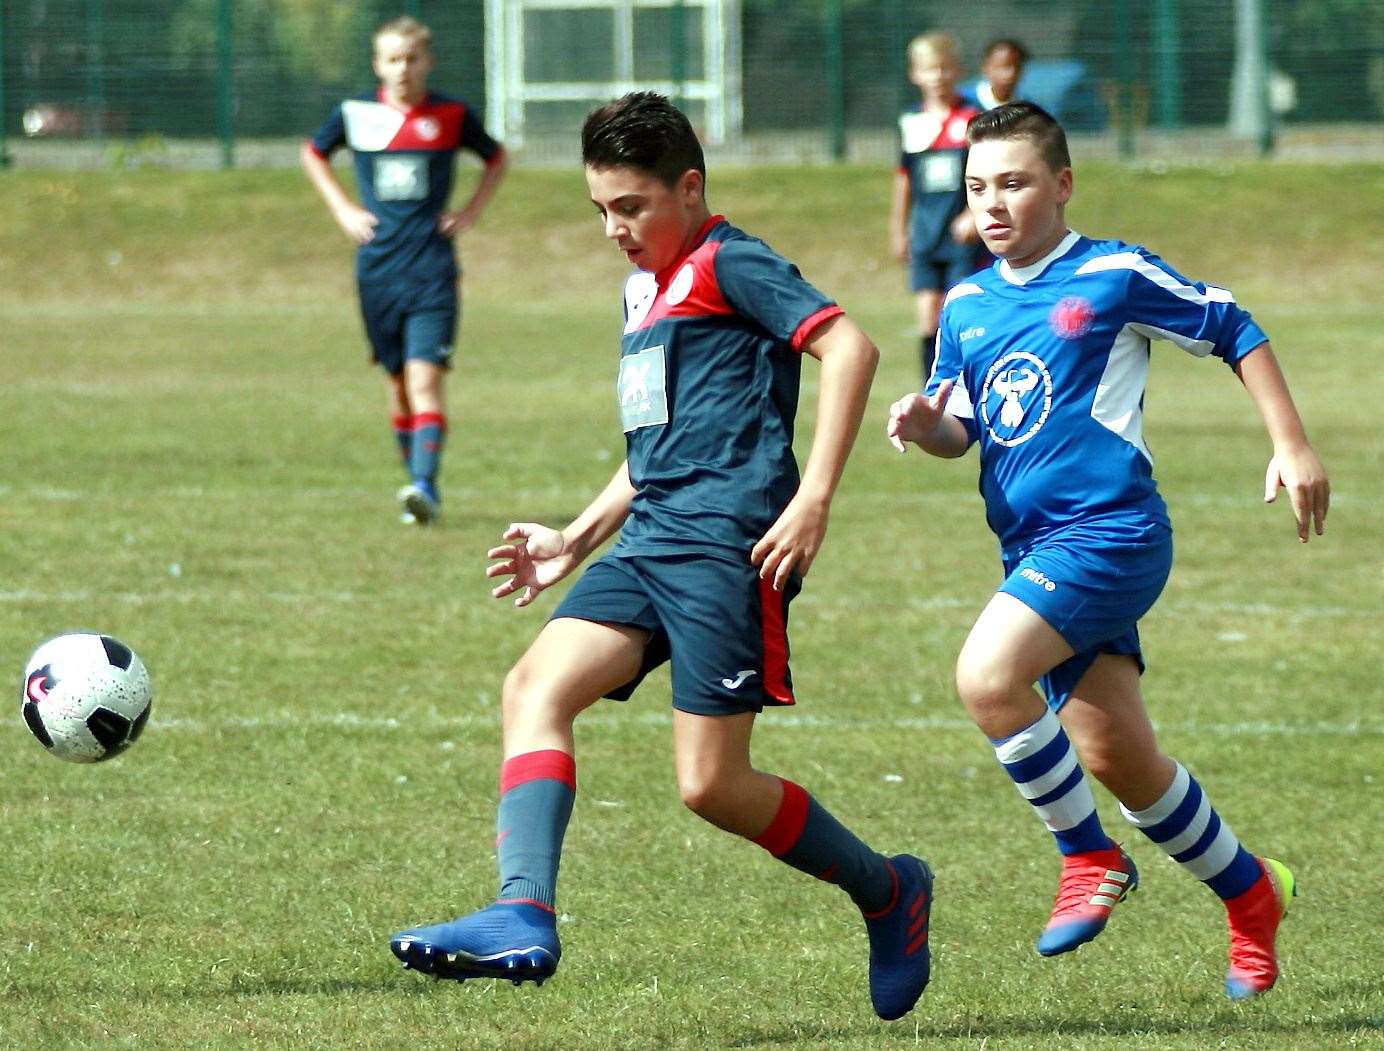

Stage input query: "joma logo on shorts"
[{"left": 1019, "top": 567, "right": 1057, "bottom": 592}]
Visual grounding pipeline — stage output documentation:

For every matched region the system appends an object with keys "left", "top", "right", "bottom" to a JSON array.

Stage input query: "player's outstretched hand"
[
  {"left": 333, "top": 202, "right": 379, "bottom": 245},
  {"left": 1264, "top": 445, "right": 1330, "bottom": 543},
  {"left": 887, "top": 379, "right": 954, "bottom": 452},
  {"left": 486, "top": 523, "right": 576, "bottom": 607},
  {"left": 752, "top": 493, "right": 828, "bottom": 592}
]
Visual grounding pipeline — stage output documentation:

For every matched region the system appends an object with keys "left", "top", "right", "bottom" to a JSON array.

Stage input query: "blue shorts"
[
  {"left": 551, "top": 551, "right": 801, "bottom": 716},
  {"left": 999, "top": 516, "right": 1174, "bottom": 711},
  {"left": 357, "top": 273, "right": 458, "bottom": 376}
]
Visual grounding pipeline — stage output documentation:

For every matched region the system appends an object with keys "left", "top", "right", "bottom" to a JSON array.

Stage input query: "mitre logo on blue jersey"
[
  {"left": 618, "top": 346, "right": 669, "bottom": 432},
  {"left": 979, "top": 351, "right": 1054, "bottom": 447}
]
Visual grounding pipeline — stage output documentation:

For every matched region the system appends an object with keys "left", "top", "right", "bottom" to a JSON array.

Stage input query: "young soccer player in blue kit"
[
  {"left": 301, "top": 17, "right": 508, "bottom": 525},
  {"left": 389, "top": 93, "right": 935, "bottom": 1021},
  {"left": 887, "top": 102, "right": 1330, "bottom": 1000}
]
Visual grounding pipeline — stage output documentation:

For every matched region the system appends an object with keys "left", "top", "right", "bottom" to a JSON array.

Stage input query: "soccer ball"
[{"left": 21, "top": 633, "right": 153, "bottom": 763}]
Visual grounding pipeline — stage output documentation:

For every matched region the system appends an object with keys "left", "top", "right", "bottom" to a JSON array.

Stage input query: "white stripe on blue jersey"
[{"left": 929, "top": 232, "right": 1269, "bottom": 553}]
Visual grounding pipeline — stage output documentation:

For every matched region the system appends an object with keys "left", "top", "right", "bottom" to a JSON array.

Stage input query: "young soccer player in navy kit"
[
  {"left": 301, "top": 16, "right": 508, "bottom": 525},
  {"left": 890, "top": 32, "right": 986, "bottom": 383},
  {"left": 887, "top": 102, "right": 1330, "bottom": 999},
  {"left": 389, "top": 93, "right": 934, "bottom": 1021}
]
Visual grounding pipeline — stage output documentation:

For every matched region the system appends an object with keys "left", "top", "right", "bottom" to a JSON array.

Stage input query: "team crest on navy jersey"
[
  {"left": 666, "top": 263, "right": 695, "bottom": 306},
  {"left": 1050, "top": 296, "right": 1096, "bottom": 339},
  {"left": 980, "top": 351, "right": 1053, "bottom": 446}
]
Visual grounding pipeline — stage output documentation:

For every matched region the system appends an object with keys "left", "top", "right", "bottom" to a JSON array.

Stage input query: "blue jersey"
[
  {"left": 613, "top": 216, "right": 842, "bottom": 559},
  {"left": 308, "top": 91, "right": 502, "bottom": 283},
  {"left": 898, "top": 101, "right": 980, "bottom": 257},
  {"left": 926, "top": 232, "right": 1269, "bottom": 556}
]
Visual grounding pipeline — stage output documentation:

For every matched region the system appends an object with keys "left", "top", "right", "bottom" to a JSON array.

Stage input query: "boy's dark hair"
[
  {"left": 983, "top": 37, "right": 1030, "bottom": 63},
  {"left": 581, "top": 92, "right": 706, "bottom": 188},
  {"left": 968, "top": 101, "right": 1071, "bottom": 173}
]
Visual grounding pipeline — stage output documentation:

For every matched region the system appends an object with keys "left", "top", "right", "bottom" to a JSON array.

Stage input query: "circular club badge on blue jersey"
[{"left": 979, "top": 351, "right": 1053, "bottom": 446}]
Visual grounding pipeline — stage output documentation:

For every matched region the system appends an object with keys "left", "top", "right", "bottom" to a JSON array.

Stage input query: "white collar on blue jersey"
[{"left": 998, "top": 230, "right": 1081, "bottom": 286}]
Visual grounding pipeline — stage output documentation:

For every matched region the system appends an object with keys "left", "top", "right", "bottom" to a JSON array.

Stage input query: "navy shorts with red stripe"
[{"left": 551, "top": 550, "right": 799, "bottom": 716}]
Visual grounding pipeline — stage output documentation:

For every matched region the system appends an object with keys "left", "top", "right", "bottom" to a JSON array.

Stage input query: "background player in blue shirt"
[
  {"left": 389, "top": 93, "right": 934, "bottom": 1022},
  {"left": 886, "top": 102, "right": 1329, "bottom": 1000},
  {"left": 962, "top": 38, "right": 1030, "bottom": 112},
  {"left": 301, "top": 16, "right": 507, "bottom": 525},
  {"left": 890, "top": 32, "right": 986, "bottom": 383}
]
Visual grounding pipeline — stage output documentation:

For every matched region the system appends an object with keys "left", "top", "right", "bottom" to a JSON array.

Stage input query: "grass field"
[{"left": 1, "top": 161, "right": 1381, "bottom": 1050}]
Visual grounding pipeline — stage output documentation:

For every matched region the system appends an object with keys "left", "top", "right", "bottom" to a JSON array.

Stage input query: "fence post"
[
  {"left": 825, "top": 0, "right": 845, "bottom": 161},
  {"left": 670, "top": 0, "right": 686, "bottom": 107},
  {"left": 1114, "top": 0, "right": 1135, "bottom": 159},
  {"left": 1154, "top": 0, "right": 1181, "bottom": 128},
  {"left": 0, "top": 1, "right": 10, "bottom": 169},
  {"left": 87, "top": 0, "right": 106, "bottom": 139},
  {"left": 1229, "top": 0, "right": 1273, "bottom": 154},
  {"left": 217, "top": 0, "right": 234, "bottom": 169}
]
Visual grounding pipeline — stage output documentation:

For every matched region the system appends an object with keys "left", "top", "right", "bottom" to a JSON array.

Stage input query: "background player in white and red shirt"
[{"left": 301, "top": 16, "right": 507, "bottom": 525}]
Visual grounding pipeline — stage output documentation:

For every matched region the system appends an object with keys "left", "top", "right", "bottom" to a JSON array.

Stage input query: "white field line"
[
  {"left": 0, "top": 588, "right": 1365, "bottom": 619},
  {"left": 0, "top": 484, "right": 1368, "bottom": 510},
  {"left": 151, "top": 707, "right": 1381, "bottom": 738}
]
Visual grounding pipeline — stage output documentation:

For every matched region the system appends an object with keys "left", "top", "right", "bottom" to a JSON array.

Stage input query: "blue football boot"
[
  {"left": 390, "top": 901, "right": 560, "bottom": 985},
  {"left": 397, "top": 481, "right": 441, "bottom": 526},
  {"left": 862, "top": 854, "right": 934, "bottom": 1021}
]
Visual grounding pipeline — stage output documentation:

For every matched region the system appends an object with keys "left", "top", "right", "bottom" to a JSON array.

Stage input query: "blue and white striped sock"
[
  {"left": 992, "top": 709, "right": 1111, "bottom": 856},
  {"left": 1121, "top": 761, "right": 1262, "bottom": 899}
]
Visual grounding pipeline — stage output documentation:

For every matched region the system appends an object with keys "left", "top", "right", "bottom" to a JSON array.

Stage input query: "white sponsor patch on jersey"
[{"left": 617, "top": 346, "right": 669, "bottom": 432}]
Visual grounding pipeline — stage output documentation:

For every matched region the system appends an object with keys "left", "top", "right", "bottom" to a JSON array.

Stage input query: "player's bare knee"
[
  {"left": 954, "top": 653, "right": 1019, "bottom": 717},
  {"left": 677, "top": 767, "right": 732, "bottom": 818},
  {"left": 500, "top": 661, "right": 553, "bottom": 722}
]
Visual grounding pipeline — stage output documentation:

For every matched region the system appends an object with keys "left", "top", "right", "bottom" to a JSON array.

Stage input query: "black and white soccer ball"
[{"left": 21, "top": 633, "right": 153, "bottom": 763}]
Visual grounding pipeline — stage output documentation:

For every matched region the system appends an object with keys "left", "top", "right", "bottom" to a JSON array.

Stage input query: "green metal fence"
[{"left": 2, "top": 0, "right": 1382, "bottom": 169}]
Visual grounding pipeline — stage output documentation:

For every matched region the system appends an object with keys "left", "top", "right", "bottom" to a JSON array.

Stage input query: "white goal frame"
[{"left": 484, "top": 0, "right": 743, "bottom": 145}]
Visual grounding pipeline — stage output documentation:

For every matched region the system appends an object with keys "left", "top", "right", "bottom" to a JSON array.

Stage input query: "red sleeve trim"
[
  {"left": 485, "top": 146, "right": 507, "bottom": 167},
  {"left": 752, "top": 778, "right": 810, "bottom": 856},
  {"left": 305, "top": 141, "right": 328, "bottom": 160},
  {"left": 500, "top": 749, "right": 576, "bottom": 793},
  {"left": 791, "top": 305, "right": 845, "bottom": 352}
]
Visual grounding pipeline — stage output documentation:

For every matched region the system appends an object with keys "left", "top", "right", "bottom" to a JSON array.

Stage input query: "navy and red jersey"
[
  {"left": 612, "top": 216, "right": 843, "bottom": 560},
  {"left": 308, "top": 91, "right": 502, "bottom": 282},
  {"left": 898, "top": 101, "right": 980, "bottom": 257}
]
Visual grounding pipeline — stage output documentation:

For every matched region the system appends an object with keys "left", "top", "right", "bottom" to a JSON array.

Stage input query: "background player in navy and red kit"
[
  {"left": 301, "top": 16, "right": 507, "bottom": 525},
  {"left": 388, "top": 93, "right": 936, "bottom": 1022},
  {"left": 890, "top": 32, "right": 987, "bottom": 382}
]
